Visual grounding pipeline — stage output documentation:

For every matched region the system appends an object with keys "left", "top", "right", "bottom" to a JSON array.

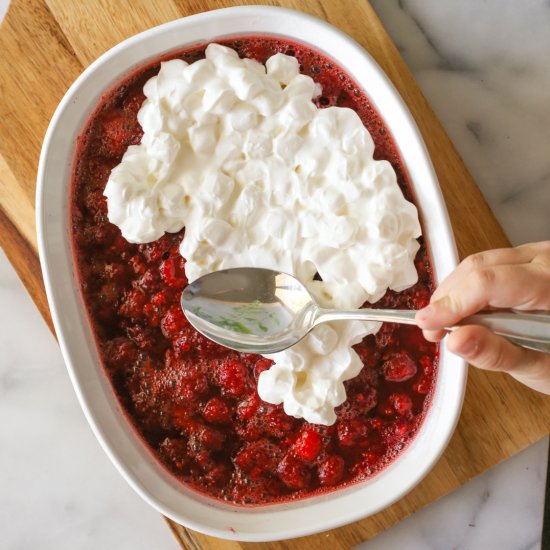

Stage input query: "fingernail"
[
  {"left": 454, "top": 337, "right": 479, "bottom": 358},
  {"left": 416, "top": 304, "right": 434, "bottom": 320}
]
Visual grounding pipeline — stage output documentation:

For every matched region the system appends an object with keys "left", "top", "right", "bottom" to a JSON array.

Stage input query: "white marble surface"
[
  {"left": 1, "top": 0, "right": 549, "bottom": 549},
  {"left": 0, "top": 249, "right": 178, "bottom": 550},
  {"left": 357, "top": 437, "right": 548, "bottom": 550},
  {"left": 371, "top": 0, "right": 550, "bottom": 247}
]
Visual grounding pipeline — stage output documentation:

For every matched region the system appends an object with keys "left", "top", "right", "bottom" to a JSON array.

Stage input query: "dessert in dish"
[{"left": 71, "top": 36, "right": 437, "bottom": 505}]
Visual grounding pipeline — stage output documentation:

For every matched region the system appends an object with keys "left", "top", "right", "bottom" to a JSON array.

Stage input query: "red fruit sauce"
[{"left": 70, "top": 36, "right": 438, "bottom": 505}]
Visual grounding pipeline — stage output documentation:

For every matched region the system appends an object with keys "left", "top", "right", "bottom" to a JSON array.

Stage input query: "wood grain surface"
[{"left": 0, "top": 1, "right": 548, "bottom": 548}]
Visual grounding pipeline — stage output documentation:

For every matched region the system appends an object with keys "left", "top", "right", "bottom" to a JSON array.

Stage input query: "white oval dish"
[{"left": 36, "top": 5, "right": 467, "bottom": 542}]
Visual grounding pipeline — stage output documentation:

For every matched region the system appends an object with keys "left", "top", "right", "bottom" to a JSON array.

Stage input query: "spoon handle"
[
  {"left": 449, "top": 311, "right": 550, "bottom": 353},
  {"left": 315, "top": 309, "right": 550, "bottom": 353}
]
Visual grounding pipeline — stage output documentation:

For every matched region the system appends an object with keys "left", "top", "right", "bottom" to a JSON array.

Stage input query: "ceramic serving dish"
[{"left": 36, "top": 5, "right": 467, "bottom": 542}]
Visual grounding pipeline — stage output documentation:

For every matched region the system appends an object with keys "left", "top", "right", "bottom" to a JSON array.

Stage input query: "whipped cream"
[{"left": 104, "top": 44, "right": 421, "bottom": 425}]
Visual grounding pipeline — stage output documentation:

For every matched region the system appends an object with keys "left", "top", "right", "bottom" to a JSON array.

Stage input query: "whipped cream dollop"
[{"left": 104, "top": 44, "right": 421, "bottom": 425}]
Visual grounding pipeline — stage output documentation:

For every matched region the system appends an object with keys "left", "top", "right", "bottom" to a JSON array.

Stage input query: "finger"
[
  {"left": 431, "top": 244, "right": 542, "bottom": 302},
  {"left": 446, "top": 325, "right": 550, "bottom": 394},
  {"left": 416, "top": 263, "right": 550, "bottom": 330},
  {"left": 531, "top": 241, "right": 550, "bottom": 267},
  {"left": 422, "top": 329, "right": 446, "bottom": 342}
]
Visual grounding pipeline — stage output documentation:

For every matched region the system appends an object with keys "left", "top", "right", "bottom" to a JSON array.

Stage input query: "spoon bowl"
[{"left": 181, "top": 268, "right": 318, "bottom": 354}]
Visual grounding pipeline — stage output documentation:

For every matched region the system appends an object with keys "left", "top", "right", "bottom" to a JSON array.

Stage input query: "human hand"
[{"left": 415, "top": 242, "right": 550, "bottom": 394}]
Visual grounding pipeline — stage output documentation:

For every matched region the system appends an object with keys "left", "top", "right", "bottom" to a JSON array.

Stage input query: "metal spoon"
[{"left": 181, "top": 267, "right": 550, "bottom": 355}]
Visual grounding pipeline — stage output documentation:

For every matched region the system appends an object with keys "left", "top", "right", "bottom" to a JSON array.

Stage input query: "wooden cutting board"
[{"left": 1, "top": 0, "right": 548, "bottom": 547}]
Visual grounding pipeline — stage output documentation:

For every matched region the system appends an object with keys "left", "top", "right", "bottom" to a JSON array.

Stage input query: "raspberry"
[
  {"left": 151, "top": 290, "right": 170, "bottom": 308},
  {"left": 129, "top": 254, "right": 146, "bottom": 275},
  {"left": 180, "top": 374, "right": 208, "bottom": 402},
  {"left": 159, "top": 438, "right": 189, "bottom": 472},
  {"left": 160, "top": 256, "right": 188, "bottom": 289},
  {"left": 383, "top": 351, "right": 418, "bottom": 382},
  {"left": 191, "top": 332, "right": 228, "bottom": 358},
  {"left": 97, "top": 282, "right": 119, "bottom": 308},
  {"left": 361, "top": 451, "right": 379, "bottom": 466},
  {"left": 123, "top": 89, "right": 146, "bottom": 116},
  {"left": 190, "top": 447, "right": 215, "bottom": 471},
  {"left": 234, "top": 439, "right": 279, "bottom": 477},
  {"left": 420, "top": 355, "right": 433, "bottom": 374},
  {"left": 336, "top": 419, "right": 369, "bottom": 447},
  {"left": 161, "top": 305, "right": 188, "bottom": 339},
  {"left": 100, "top": 110, "right": 132, "bottom": 158},
  {"left": 135, "top": 269, "right": 158, "bottom": 292},
  {"left": 170, "top": 406, "right": 193, "bottom": 432},
  {"left": 375, "top": 323, "right": 399, "bottom": 349},
  {"left": 203, "top": 397, "right": 232, "bottom": 424},
  {"left": 336, "top": 399, "right": 359, "bottom": 421},
  {"left": 376, "top": 399, "right": 396, "bottom": 419},
  {"left": 264, "top": 407, "right": 295, "bottom": 438},
  {"left": 139, "top": 234, "right": 172, "bottom": 263},
  {"left": 293, "top": 429, "right": 322, "bottom": 462},
  {"left": 103, "top": 262, "right": 126, "bottom": 283},
  {"left": 318, "top": 454, "right": 345, "bottom": 486},
  {"left": 84, "top": 157, "right": 115, "bottom": 189},
  {"left": 370, "top": 417, "right": 385, "bottom": 432},
  {"left": 143, "top": 303, "right": 160, "bottom": 327},
  {"left": 198, "top": 425, "right": 225, "bottom": 451},
  {"left": 119, "top": 288, "right": 147, "bottom": 319},
  {"left": 84, "top": 189, "right": 107, "bottom": 217},
  {"left": 353, "top": 387, "right": 378, "bottom": 414},
  {"left": 280, "top": 432, "right": 300, "bottom": 449},
  {"left": 277, "top": 454, "right": 312, "bottom": 490},
  {"left": 109, "top": 234, "right": 128, "bottom": 256},
  {"left": 204, "top": 463, "right": 231, "bottom": 487},
  {"left": 164, "top": 348, "right": 179, "bottom": 370},
  {"left": 85, "top": 223, "right": 117, "bottom": 247},
  {"left": 236, "top": 394, "right": 260, "bottom": 421},
  {"left": 169, "top": 243, "right": 181, "bottom": 256},
  {"left": 173, "top": 335, "right": 192, "bottom": 355},
  {"left": 127, "top": 325, "right": 162, "bottom": 355},
  {"left": 218, "top": 359, "right": 247, "bottom": 397},
  {"left": 253, "top": 358, "right": 273, "bottom": 380},
  {"left": 390, "top": 393, "right": 413, "bottom": 416},
  {"left": 413, "top": 379, "right": 430, "bottom": 395},
  {"left": 394, "top": 422, "right": 412, "bottom": 438},
  {"left": 373, "top": 289, "right": 400, "bottom": 309},
  {"left": 102, "top": 337, "right": 137, "bottom": 370},
  {"left": 235, "top": 421, "right": 263, "bottom": 442},
  {"left": 410, "top": 285, "right": 431, "bottom": 308},
  {"left": 352, "top": 341, "right": 381, "bottom": 369}
]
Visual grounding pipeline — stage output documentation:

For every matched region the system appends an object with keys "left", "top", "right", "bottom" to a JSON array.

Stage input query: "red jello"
[{"left": 70, "top": 36, "right": 438, "bottom": 506}]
